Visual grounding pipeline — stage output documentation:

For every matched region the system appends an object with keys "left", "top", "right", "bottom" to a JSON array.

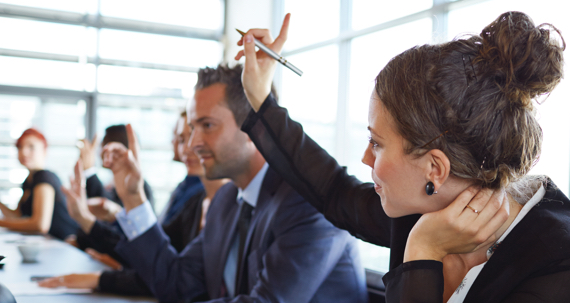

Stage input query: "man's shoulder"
[
  {"left": 261, "top": 177, "right": 342, "bottom": 233},
  {"left": 208, "top": 182, "right": 239, "bottom": 210}
]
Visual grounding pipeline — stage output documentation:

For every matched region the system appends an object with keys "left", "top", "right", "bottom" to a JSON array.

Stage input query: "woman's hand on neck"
[
  {"left": 455, "top": 194, "right": 522, "bottom": 267},
  {"left": 404, "top": 185, "right": 510, "bottom": 263}
]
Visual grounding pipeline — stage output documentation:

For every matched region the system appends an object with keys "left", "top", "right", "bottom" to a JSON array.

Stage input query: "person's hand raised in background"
[
  {"left": 87, "top": 197, "right": 122, "bottom": 223},
  {"left": 78, "top": 134, "right": 98, "bottom": 171},
  {"left": 101, "top": 124, "right": 146, "bottom": 212},
  {"left": 61, "top": 160, "right": 96, "bottom": 234}
]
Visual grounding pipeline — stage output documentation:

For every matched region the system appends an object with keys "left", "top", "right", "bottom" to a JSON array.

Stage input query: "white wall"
[{"left": 224, "top": 0, "right": 274, "bottom": 64}]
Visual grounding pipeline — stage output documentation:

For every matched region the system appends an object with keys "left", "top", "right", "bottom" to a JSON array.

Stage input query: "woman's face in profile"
[
  {"left": 362, "top": 91, "right": 447, "bottom": 218},
  {"left": 18, "top": 135, "right": 47, "bottom": 170},
  {"left": 179, "top": 116, "right": 205, "bottom": 177}
]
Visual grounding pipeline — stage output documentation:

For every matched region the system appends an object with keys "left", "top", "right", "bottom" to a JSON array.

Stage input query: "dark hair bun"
[{"left": 476, "top": 11, "right": 565, "bottom": 109}]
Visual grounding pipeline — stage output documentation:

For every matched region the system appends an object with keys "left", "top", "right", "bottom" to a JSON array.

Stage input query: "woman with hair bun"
[
  {"left": 0, "top": 128, "right": 78, "bottom": 240},
  {"left": 237, "top": 11, "right": 570, "bottom": 302}
]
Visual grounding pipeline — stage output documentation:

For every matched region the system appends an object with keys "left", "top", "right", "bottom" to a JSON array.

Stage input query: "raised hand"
[
  {"left": 235, "top": 13, "right": 291, "bottom": 111},
  {"left": 404, "top": 187, "right": 510, "bottom": 262},
  {"left": 78, "top": 134, "right": 98, "bottom": 170},
  {"left": 101, "top": 124, "right": 146, "bottom": 212},
  {"left": 62, "top": 160, "right": 96, "bottom": 233},
  {"left": 87, "top": 197, "right": 122, "bottom": 223},
  {"left": 38, "top": 273, "right": 101, "bottom": 290}
]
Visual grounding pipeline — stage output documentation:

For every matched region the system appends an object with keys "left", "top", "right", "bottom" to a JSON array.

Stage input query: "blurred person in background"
[
  {"left": 40, "top": 112, "right": 227, "bottom": 298},
  {"left": 0, "top": 128, "right": 78, "bottom": 240},
  {"left": 67, "top": 124, "right": 155, "bottom": 251},
  {"left": 82, "top": 124, "right": 154, "bottom": 209}
]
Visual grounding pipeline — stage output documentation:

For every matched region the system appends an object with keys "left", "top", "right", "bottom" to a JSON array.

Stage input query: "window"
[
  {"left": 275, "top": 0, "right": 570, "bottom": 275},
  {"left": 0, "top": 0, "right": 224, "bottom": 215},
  {"left": 95, "top": 95, "right": 188, "bottom": 212},
  {"left": 100, "top": 0, "right": 223, "bottom": 30},
  {"left": 0, "top": 95, "right": 86, "bottom": 208}
]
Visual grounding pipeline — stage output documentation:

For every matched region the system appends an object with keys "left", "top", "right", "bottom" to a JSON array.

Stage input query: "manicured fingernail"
[{"left": 245, "top": 34, "right": 253, "bottom": 43}]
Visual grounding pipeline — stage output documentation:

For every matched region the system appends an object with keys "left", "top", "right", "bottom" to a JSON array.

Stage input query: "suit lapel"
[{"left": 465, "top": 182, "right": 570, "bottom": 303}]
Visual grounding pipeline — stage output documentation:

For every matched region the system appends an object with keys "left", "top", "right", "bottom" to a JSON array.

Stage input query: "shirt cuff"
[
  {"left": 115, "top": 201, "right": 157, "bottom": 241},
  {"left": 84, "top": 167, "right": 97, "bottom": 179}
]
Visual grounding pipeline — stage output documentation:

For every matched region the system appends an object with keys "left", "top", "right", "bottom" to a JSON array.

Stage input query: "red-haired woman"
[{"left": 0, "top": 128, "right": 78, "bottom": 240}]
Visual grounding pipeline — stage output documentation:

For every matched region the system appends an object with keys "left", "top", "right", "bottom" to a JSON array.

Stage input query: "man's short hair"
[{"left": 195, "top": 64, "right": 277, "bottom": 126}]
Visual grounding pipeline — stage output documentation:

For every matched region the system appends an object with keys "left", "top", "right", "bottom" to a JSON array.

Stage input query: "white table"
[{"left": 0, "top": 228, "right": 156, "bottom": 302}]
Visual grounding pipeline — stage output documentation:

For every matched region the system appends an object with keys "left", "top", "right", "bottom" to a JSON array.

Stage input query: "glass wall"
[
  {"left": 0, "top": 0, "right": 224, "bottom": 214},
  {"left": 275, "top": 0, "right": 570, "bottom": 274}
]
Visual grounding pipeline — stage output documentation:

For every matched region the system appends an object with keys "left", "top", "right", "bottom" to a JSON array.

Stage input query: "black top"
[
  {"left": 20, "top": 170, "right": 79, "bottom": 240},
  {"left": 241, "top": 94, "right": 570, "bottom": 303}
]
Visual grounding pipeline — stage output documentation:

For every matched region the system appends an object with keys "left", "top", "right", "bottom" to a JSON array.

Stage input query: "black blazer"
[
  {"left": 115, "top": 167, "right": 368, "bottom": 303},
  {"left": 242, "top": 94, "right": 570, "bottom": 302}
]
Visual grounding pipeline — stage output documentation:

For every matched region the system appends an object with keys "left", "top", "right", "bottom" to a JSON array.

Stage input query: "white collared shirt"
[{"left": 223, "top": 162, "right": 269, "bottom": 297}]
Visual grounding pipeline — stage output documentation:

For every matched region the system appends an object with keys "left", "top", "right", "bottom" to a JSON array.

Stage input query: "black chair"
[{"left": 366, "top": 269, "right": 386, "bottom": 303}]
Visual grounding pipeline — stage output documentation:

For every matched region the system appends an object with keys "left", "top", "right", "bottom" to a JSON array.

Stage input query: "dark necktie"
[{"left": 235, "top": 200, "right": 254, "bottom": 294}]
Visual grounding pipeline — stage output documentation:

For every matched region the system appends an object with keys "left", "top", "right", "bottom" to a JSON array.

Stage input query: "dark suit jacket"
[
  {"left": 98, "top": 191, "right": 207, "bottom": 299},
  {"left": 241, "top": 94, "right": 570, "bottom": 303},
  {"left": 115, "top": 167, "right": 368, "bottom": 303}
]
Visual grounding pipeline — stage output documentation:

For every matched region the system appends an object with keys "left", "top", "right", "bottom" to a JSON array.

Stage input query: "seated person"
[
  {"left": 71, "top": 124, "right": 154, "bottom": 251},
  {"left": 82, "top": 124, "right": 154, "bottom": 209},
  {"left": 237, "top": 12, "right": 570, "bottom": 302},
  {"left": 40, "top": 114, "right": 227, "bottom": 297},
  {"left": 67, "top": 113, "right": 213, "bottom": 264},
  {"left": 42, "top": 64, "right": 368, "bottom": 302},
  {"left": 0, "top": 128, "right": 78, "bottom": 240},
  {"left": 158, "top": 112, "right": 207, "bottom": 225}
]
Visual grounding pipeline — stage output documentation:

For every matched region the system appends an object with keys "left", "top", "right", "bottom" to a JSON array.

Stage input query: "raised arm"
[{"left": 237, "top": 15, "right": 391, "bottom": 246}]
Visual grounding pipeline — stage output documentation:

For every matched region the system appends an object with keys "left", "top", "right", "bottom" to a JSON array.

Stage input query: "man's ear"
[{"left": 425, "top": 149, "right": 451, "bottom": 192}]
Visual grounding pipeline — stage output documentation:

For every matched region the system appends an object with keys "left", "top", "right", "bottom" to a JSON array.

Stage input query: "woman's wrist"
[
  {"left": 404, "top": 244, "right": 446, "bottom": 263},
  {"left": 404, "top": 232, "right": 447, "bottom": 262}
]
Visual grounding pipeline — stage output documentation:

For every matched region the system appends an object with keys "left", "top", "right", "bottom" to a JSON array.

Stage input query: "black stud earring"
[{"left": 425, "top": 181, "right": 435, "bottom": 196}]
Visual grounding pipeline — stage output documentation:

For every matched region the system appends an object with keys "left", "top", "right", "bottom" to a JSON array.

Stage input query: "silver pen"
[{"left": 236, "top": 29, "right": 303, "bottom": 77}]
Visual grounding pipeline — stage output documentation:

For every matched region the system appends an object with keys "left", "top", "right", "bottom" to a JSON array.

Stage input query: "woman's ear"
[{"left": 425, "top": 149, "right": 451, "bottom": 192}]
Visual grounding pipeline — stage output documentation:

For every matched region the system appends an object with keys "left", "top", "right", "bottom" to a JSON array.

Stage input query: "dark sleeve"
[
  {"left": 501, "top": 258, "right": 570, "bottom": 303},
  {"left": 85, "top": 175, "right": 105, "bottom": 199},
  {"left": 76, "top": 221, "right": 127, "bottom": 265},
  {"left": 382, "top": 260, "right": 444, "bottom": 303},
  {"left": 241, "top": 94, "right": 391, "bottom": 246},
  {"left": 98, "top": 269, "right": 153, "bottom": 297},
  {"left": 114, "top": 224, "right": 207, "bottom": 302},
  {"left": 32, "top": 170, "right": 61, "bottom": 189}
]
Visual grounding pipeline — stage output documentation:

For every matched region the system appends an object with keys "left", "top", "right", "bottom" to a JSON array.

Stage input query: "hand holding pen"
[{"left": 235, "top": 13, "right": 292, "bottom": 111}]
